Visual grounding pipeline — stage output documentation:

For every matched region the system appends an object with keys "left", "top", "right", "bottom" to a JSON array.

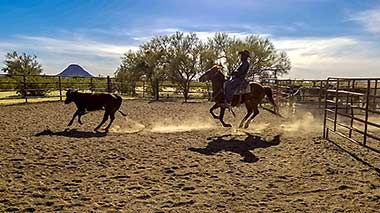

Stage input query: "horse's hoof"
[
  {"left": 244, "top": 124, "right": 249, "bottom": 129},
  {"left": 223, "top": 124, "right": 232, "bottom": 128}
]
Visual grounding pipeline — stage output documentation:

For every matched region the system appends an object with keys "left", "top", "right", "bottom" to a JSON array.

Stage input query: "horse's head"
[{"left": 199, "top": 65, "right": 224, "bottom": 82}]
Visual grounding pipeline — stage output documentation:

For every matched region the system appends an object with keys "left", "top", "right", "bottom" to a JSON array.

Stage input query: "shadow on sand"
[
  {"left": 189, "top": 133, "right": 281, "bottom": 163},
  {"left": 35, "top": 129, "right": 107, "bottom": 138}
]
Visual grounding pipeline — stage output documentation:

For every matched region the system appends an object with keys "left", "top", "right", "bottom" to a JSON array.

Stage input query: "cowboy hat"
[{"left": 238, "top": 50, "right": 250, "bottom": 57}]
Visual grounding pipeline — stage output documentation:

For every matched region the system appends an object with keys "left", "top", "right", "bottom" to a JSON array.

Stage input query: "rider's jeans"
[{"left": 225, "top": 77, "right": 243, "bottom": 104}]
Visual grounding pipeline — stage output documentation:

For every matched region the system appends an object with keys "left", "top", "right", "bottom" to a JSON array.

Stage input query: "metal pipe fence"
[{"left": 322, "top": 77, "right": 380, "bottom": 153}]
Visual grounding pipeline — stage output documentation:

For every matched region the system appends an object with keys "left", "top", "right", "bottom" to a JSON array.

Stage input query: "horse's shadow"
[
  {"left": 189, "top": 133, "right": 281, "bottom": 163},
  {"left": 35, "top": 129, "right": 107, "bottom": 138}
]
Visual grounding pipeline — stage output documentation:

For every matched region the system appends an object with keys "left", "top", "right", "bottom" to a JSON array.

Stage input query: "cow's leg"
[
  {"left": 104, "top": 112, "right": 116, "bottom": 132},
  {"left": 94, "top": 112, "right": 109, "bottom": 131},
  {"left": 209, "top": 103, "right": 220, "bottom": 119},
  {"left": 68, "top": 109, "right": 81, "bottom": 126},
  {"left": 77, "top": 110, "right": 86, "bottom": 125}
]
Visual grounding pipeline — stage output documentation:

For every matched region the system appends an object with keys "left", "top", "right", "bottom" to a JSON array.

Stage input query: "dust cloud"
[
  {"left": 279, "top": 112, "right": 322, "bottom": 134},
  {"left": 111, "top": 108, "right": 324, "bottom": 135},
  {"left": 150, "top": 116, "right": 216, "bottom": 133},
  {"left": 110, "top": 117, "right": 146, "bottom": 133}
]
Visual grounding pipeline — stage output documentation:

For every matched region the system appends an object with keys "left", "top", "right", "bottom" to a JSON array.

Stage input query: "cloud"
[
  {"left": 273, "top": 37, "right": 380, "bottom": 78},
  {"left": 135, "top": 29, "right": 380, "bottom": 79},
  {"left": 349, "top": 8, "right": 380, "bottom": 35},
  {"left": 16, "top": 35, "right": 138, "bottom": 58},
  {"left": 0, "top": 35, "right": 138, "bottom": 76},
  {"left": 1, "top": 31, "right": 379, "bottom": 79}
]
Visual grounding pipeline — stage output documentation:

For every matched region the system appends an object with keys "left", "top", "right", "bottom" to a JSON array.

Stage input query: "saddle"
[
  {"left": 234, "top": 80, "right": 251, "bottom": 95},
  {"left": 211, "top": 81, "right": 251, "bottom": 102}
]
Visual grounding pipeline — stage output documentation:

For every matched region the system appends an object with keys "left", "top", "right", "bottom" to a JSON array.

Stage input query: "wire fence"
[{"left": 0, "top": 74, "right": 213, "bottom": 104}]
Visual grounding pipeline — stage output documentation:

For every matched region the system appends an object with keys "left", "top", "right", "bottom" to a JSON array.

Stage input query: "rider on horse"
[{"left": 222, "top": 50, "right": 251, "bottom": 109}]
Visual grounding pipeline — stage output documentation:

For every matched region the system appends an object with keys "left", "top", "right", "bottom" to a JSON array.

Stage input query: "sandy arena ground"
[{"left": 0, "top": 100, "right": 379, "bottom": 212}]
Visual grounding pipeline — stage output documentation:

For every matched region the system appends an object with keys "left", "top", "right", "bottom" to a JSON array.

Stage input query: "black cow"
[{"left": 64, "top": 89, "right": 126, "bottom": 132}]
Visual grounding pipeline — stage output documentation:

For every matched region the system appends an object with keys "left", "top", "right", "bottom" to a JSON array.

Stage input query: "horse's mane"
[
  {"left": 211, "top": 64, "right": 222, "bottom": 69},
  {"left": 211, "top": 64, "right": 225, "bottom": 76}
]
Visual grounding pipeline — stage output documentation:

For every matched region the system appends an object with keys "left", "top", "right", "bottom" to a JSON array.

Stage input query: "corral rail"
[{"left": 322, "top": 77, "right": 380, "bottom": 153}]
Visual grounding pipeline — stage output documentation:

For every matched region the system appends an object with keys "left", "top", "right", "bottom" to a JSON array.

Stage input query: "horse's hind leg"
[
  {"left": 244, "top": 105, "right": 259, "bottom": 129},
  {"left": 209, "top": 103, "right": 220, "bottom": 119},
  {"left": 239, "top": 103, "right": 253, "bottom": 128}
]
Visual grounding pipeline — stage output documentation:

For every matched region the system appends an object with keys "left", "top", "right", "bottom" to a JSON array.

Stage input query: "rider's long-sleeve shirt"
[{"left": 233, "top": 60, "right": 250, "bottom": 80}]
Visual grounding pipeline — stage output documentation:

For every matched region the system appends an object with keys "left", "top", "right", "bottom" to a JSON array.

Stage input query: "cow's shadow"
[
  {"left": 189, "top": 133, "right": 281, "bottom": 163},
  {"left": 35, "top": 129, "right": 107, "bottom": 138}
]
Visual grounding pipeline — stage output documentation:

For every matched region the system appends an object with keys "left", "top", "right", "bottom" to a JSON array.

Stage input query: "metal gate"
[{"left": 322, "top": 77, "right": 380, "bottom": 152}]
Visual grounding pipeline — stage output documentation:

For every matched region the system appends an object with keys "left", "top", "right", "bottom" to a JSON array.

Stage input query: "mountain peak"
[{"left": 57, "top": 64, "right": 94, "bottom": 77}]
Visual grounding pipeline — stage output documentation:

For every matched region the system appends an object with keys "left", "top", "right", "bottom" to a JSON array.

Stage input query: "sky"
[{"left": 0, "top": 0, "right": 379, "bottom": 79}]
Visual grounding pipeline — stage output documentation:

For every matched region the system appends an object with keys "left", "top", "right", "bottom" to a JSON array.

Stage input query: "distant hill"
[{"left": 57, "top": 64, "right": 94, "bottom": 77}]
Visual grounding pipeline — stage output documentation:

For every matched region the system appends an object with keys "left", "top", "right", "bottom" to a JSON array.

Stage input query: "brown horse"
[{"left": 199, "top": 65, "right": 279, "bottom": 128}]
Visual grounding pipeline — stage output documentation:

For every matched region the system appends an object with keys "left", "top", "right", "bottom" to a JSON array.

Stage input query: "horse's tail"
[{"left": 264, "top": 86, "right": 280, "bottom": 116}]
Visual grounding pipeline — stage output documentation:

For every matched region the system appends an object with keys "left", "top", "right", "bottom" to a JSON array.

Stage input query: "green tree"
[
  {"left": 116, "top": 31, "right": 291, "bottom": 101},
  {"left": 115, "top": 50, "right": 145, "bottom": 96},
  {"left": 245, "top": 35, "right": 291, "bottom": 80},
  {"left": 209, "top": 33, "right": 291, "bottom": 80},
  {"left": 166, "top": 32, "right": 206, "bottom": 101},
  {"left": 2, "top": 51, "right": 43, "bottom": 75},
  {"left": 140, "top": 36, "right": 170, "bottom": 100},
  {"left": 1, "top": 51, "right": 46, "bottom": 96}
]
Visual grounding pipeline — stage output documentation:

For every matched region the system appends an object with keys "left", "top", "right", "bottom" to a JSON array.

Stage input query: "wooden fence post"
[
  {"left": 90, "top": 77, "right": 93, "bottom": 92},
  {"left": 119, "top": 78, "right": 123, "bottom": 95},
  {"left": 142, "top": 80, "right": 145, "bottom": 98},
  {"left": 107, "top": 76, "right": 111, "bottom": 93},
  {"left": 154, "top": 79, "right": 159, "bottom": 101},
  {"left": 58, "top": 76, "right": 62, "bottom": 101},
  {"left": 23, "top": 75, "right": 28, "bottom": 103}
]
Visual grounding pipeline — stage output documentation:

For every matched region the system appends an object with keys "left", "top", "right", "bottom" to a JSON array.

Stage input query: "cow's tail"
[{"left": 116, "top": 95, "right": 127, "bottom": 117}]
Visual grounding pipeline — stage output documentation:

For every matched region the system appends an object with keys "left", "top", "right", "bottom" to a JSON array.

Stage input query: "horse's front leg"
[
  {"left": 209, "top": 103, "right": 220, "bottom": 119},
  {"left": 219, "top": 107, "right": 232, "bottom": 128}
]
